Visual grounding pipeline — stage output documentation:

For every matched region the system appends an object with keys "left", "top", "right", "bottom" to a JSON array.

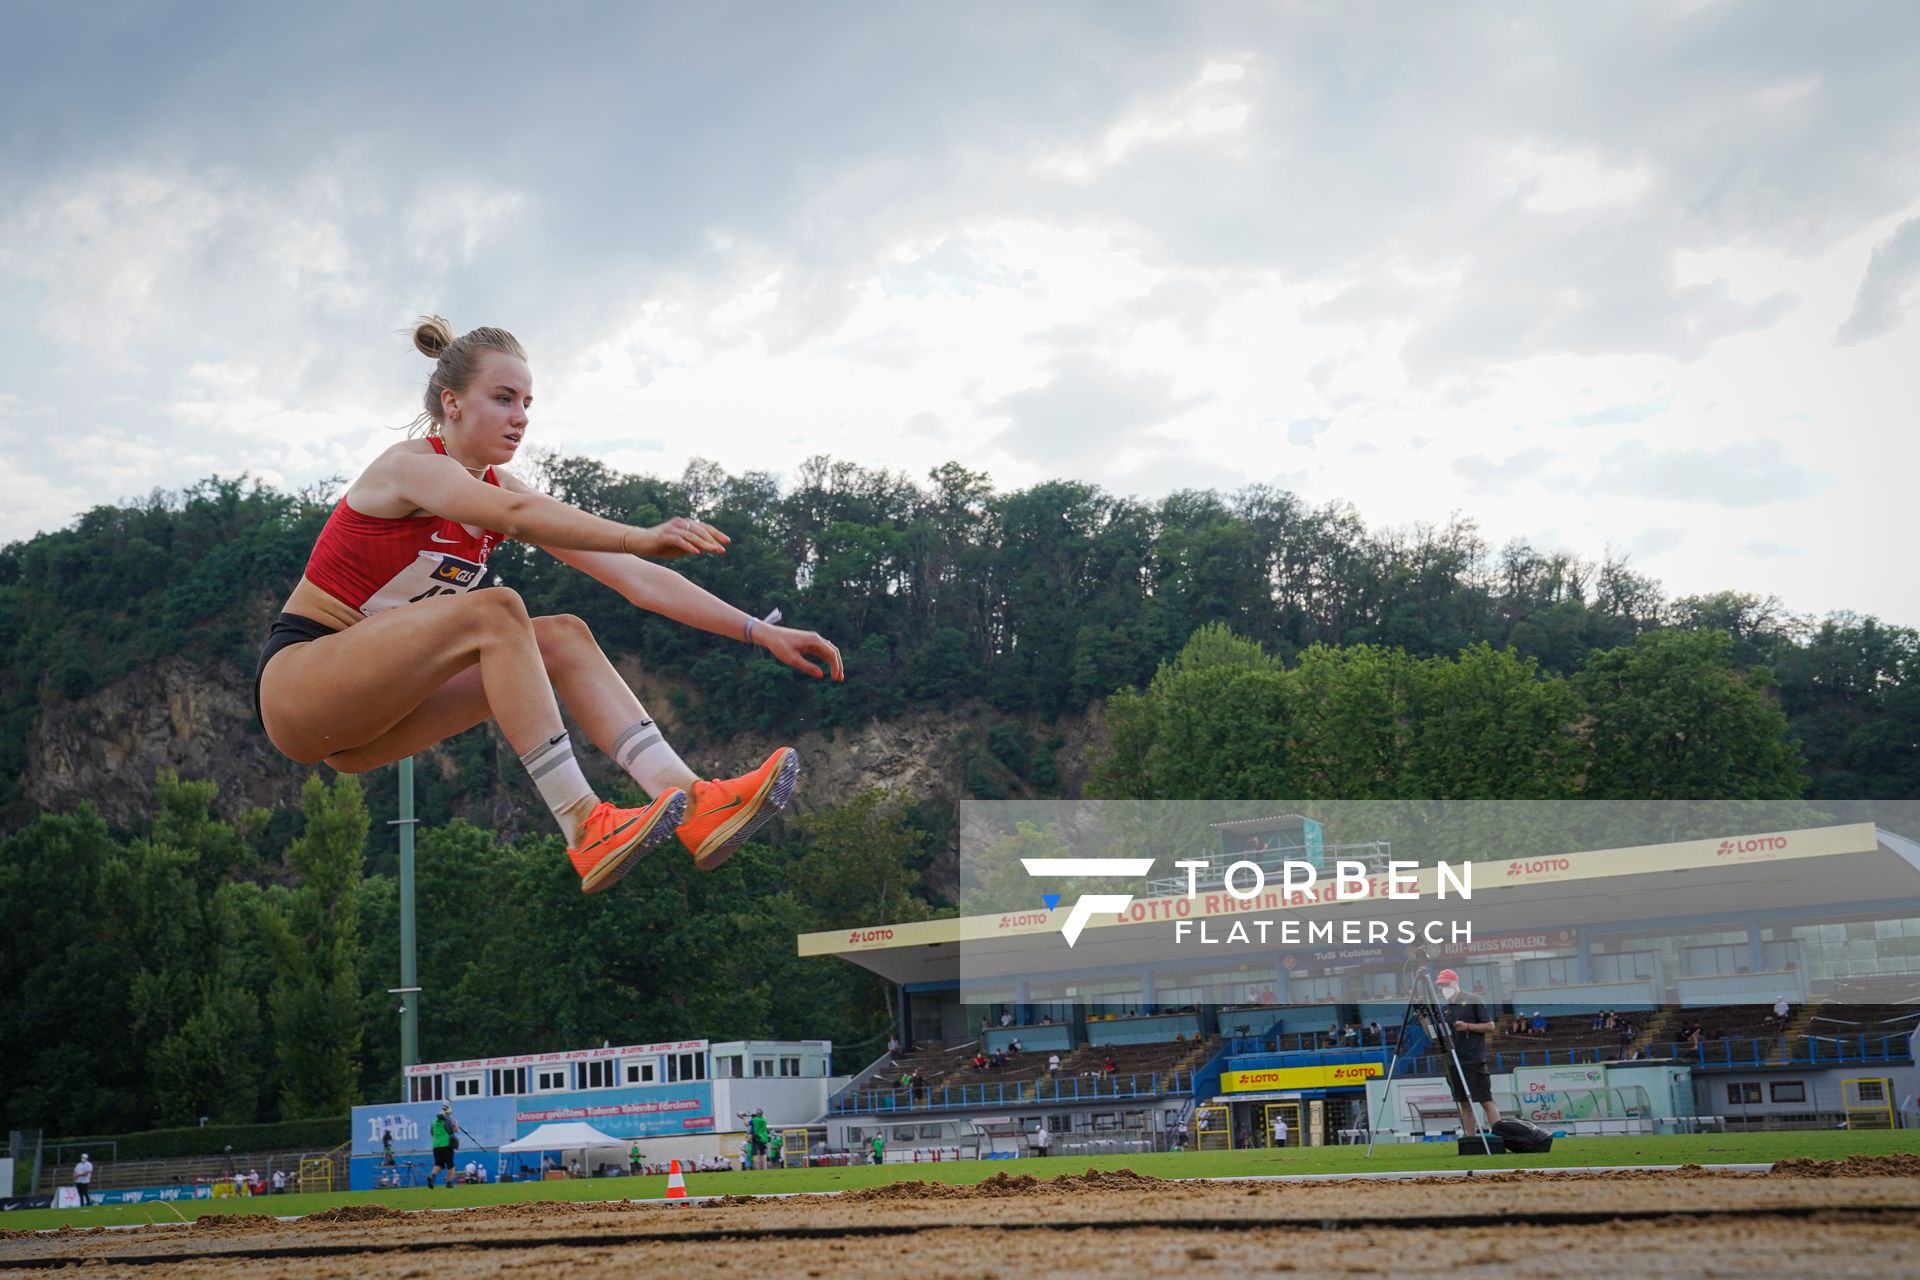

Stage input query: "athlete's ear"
[{"left": 441, "top": 386, "right": 461, "bottom": 423}]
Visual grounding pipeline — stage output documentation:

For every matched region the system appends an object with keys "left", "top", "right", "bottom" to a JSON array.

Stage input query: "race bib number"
[{"left": 362, "top": 551, "right": 495, "bottom": 615}]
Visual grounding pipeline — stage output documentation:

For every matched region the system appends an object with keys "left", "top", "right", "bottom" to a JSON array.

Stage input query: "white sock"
[
  {"left": 610, "top": 718, "right": 699, "bottom": 797},
  {"left": 520, "top": 732, "right": 597, "bottom": 844}
]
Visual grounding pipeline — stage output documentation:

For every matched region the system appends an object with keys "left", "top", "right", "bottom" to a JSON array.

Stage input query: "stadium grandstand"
[{"left": 802, "top": 817, "right": 1920, "bottom": 1152}]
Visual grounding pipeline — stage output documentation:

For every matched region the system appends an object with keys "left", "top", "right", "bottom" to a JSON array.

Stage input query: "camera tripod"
[{"left": 1365, "top": 962, "right": 1494, "bottom": 1158}]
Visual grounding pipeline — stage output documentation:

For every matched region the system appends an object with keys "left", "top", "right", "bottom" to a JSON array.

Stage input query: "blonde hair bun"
[{"left": 412, "top": 315, "right": 456, "bottom": 360}]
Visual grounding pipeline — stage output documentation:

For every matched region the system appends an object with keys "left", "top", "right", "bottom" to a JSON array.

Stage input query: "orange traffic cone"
[{"left": 666, "top": 1159, "right": 688, "bottom": 1200}]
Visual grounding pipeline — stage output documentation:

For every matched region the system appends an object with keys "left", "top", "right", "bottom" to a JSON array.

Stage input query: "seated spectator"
[
  {"left": 1531, "top": 1011, "right": 1547, "bottom": 1034},
  {"left": 973, "top": 1052, "right": 988, "bottom": 1070},
  {"left": 1103, "top": 1055, "right": 1118, "bottom": 1074},
  {"left": 1771, "top": 996, "right": 1791, "bottom": 1022},
  {"left": 1174, "top": 1032, "right": 1185, "bottom": 1045},
  {"left": 1039, "top": 1013, "right": 1053, "bottom": 1024},
  {"left": 1007, "top": 1039, "right": 1022, "bottom": 1055},
  {"left": 989, "top": 1050, "right": 1005, "bottom": 1068},
  {"left": 887, "top": 1034, "right": 900, "bottom": 1055},
  {"left": 1590, "top": 1011, "right": 1604, "bottom": 1030},
  {"left": 1001, "top": 1010, "right": 1014, "bottom": 1027},
  {"left": 1509, "top": 1014, "right": 1528, "bottom": 1036},
  {"left": 1367, "top": 1020, "right": 1383, "bottom": 1044},
  {"left": 1047, "top": 1052, "right": 1061, "bottom": 1074},
  {"left": 1602, "top": 1010, "right": 1616, "bottom": 1030}
]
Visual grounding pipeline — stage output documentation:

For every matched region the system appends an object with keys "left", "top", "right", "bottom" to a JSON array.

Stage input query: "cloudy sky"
[{"left": 5, "top": 1, "right": 1917, "bottom": 625}]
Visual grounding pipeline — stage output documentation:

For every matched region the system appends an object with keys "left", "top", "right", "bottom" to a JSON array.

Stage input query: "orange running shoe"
[
  {"left": 676, "top": 747, "right": 800, "bottom": 871},
  {"left": 567, "top": 791, "right": 689, "bottom": 894}
]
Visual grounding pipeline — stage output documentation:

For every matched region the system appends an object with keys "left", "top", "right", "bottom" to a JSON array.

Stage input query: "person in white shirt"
[
  {"left": 1000, "top": 1011, "right": 1013, "bottom": 1027},
  {"left": 73, "top": 1155, "right": 93, "bottom": 1207},
  {"left": 463, "top": 1160, "right": 479, "bottom": 1183},
  {"left": 1032, "top": 1124, "right": 1051, "bottom": 1156},
  {"left": 1047, "top": 1053, "right": 1060, "bottom": 1075},
  {"left": 1772, "top": 996, "right": 1791, "bottom": 1021},
  {"left": 271, "top": 1169, "right": 287, "bottom": 1194},
  {"left": 1271, "top": 1114, "right": 1289, "bottom": 1148}
]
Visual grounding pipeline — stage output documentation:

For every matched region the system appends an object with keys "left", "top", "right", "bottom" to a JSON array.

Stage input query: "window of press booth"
[
  {"left": 891, "top": 1127, "right": 915, "bottom": 1142},
  {"left": 492, "top": 1066, "right": 528, "bottom": 1096},
  {"left": 1590, "top": 951, "right": 1657, "bottom": 983},
  {"left": 780, "top": 1057, "right": 801, "bottom": 1077},
  {"left": 1726, "top": 1083, "right": 1762, "bottom": 1105},
  {"left": 535, "top": 1067, "right": 568, "bottom": 1093},
  {"left": 624, "top": 1060, "right": 656, "bottom": 1085},
  {"left": 409, "top": 1075, "right": 444, "bottom": 1103},
  {"left": 752, "top": 1058, "right": 774, "bottom": 1077},
  {"left": 716, "top": 1056, "right": 743, "bottom": 1078},
  {"left": 665, "top": 1052, "right": 705, "bottom": 1083},
  {"left": 582, "top": 1060, "right": 616, "bottom": 1090},
  {"left": 1770, "top": 1081, "right": 1807, "bottom": 1103},
  {"left": 1288, "top": 976, "right": 1343, "bottom": 1003},
  {"left": 451, "top": 1074, "right": 482, "bottom": 1099},
  {"left": 1515, "top": 956, "right": 1578, "bottom": 987}
]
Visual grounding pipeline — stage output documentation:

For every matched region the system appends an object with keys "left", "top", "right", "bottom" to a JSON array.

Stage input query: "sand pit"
[{"left": 2, "top": 1166, "right": 1916, "bottom": 1278}]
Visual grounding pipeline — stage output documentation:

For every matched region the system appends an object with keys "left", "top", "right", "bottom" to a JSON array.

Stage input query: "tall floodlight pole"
[{"left": 396, "top": 757, "right": 420, "bottom": 1078}]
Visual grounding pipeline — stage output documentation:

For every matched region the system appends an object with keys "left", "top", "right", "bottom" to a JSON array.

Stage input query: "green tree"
[
  {"left": 262, "top": 774, "right": 368, "bottom": 1117},
  {"left": 1576, "top": 629, "right": 1806, "bottom": 800}
]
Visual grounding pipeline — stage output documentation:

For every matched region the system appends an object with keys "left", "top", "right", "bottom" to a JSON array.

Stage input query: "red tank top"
[{"left": 303, "top": 437, "right": 507, "bottom": 617}]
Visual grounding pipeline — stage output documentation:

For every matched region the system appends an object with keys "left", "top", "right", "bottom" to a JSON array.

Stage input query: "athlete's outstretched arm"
[
  {"left": 376, "top": 450, "right": 725, "bottom": 557},
  {"left": 497, "top": 471, "right": 844, "bottom": 681},
  {"left": 541, "top": 544, "right": 841, "bottom": 681}
]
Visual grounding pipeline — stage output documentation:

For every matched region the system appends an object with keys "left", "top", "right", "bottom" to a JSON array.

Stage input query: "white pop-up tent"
[{"left": 497, "top": 1122, "right": 631, "bottom": 1175}]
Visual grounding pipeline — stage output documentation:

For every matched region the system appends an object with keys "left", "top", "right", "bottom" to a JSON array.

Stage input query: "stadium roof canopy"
[{"left": 797, "top": 823, "right": 1920, "bottom": 987}]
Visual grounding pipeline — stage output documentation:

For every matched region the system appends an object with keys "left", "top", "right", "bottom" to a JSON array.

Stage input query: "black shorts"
[
  {"left": 1444, "top": 1058, "right": 1493, "bottom": 1104},
  {"left": 433, "top": 1145, "right": 456, "bottom": 1169},
  {"left": 254, "top": 612, "right": 340, "bottom": 724}
]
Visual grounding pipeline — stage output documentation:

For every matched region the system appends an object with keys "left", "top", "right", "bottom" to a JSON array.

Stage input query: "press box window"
[
  {"left": 409, "top": 1075, "right": 445, "bottom": 1103},
  {"left": 535, "top": 1067, "right": 569, "bottom": 1093},
  {"left": 1726, "top": 1083, "right": 1762, "bottom": 1105},
  {"left": 451, "top": 1074, "right": 482, "bottom": 1099},
  {"left": 780, "top": 1057, "right": 801, "bottom": 1077},
  {"left": 753, "top": 1059, "right": 774, "bottom": 1077},
  {"left": 666, "top": 1052, "right": 705, "bottom": 1083},
  {"left": 624, "top": 1060, "right": 656, "bottom": 1085},
  {"left": 1770, "top": 1082, "right": 1807, "bottom": 1104},
  {"left": 582, "top": 1060, "right": 616, "bottom": 1090},
  {"left": 492, "top": 1066, "right": 529, "bottom": 1096}
]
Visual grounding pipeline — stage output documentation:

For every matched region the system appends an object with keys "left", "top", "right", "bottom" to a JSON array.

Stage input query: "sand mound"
[
  {"left": 1770, "top": 1154, "right": 1920, "bottom": 1179},
  {"left": 842, "top": 1168, "right": 1162, "bottom": 1203},
  {"left": 300, "top": 1204, "right": 404, "bottom": 1223}
]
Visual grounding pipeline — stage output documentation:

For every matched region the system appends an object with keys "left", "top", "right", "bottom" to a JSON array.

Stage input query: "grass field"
[{"left": 6, "top": 1129, "right": 1915, "bottom": 1232}]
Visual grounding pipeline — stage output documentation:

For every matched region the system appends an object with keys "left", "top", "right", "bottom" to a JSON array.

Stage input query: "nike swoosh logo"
[
  {"left": 577, "top": 816, "right": 642, "bottom": 854},
  {"left": 697, "top": 795, "right": 745, "bottom": 819},
  {"left": 430, "top": 532, "right": 459, "bottom": 544}
]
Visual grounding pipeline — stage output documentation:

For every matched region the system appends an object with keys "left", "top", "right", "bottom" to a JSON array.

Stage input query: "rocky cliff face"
[{"left": 20, "top": 654, "right": 1106, "bottom": 840}]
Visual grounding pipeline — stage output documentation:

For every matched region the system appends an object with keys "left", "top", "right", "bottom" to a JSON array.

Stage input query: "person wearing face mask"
[{"left": 1433, "top": 968, "right": 1500, "bottom": 1139}]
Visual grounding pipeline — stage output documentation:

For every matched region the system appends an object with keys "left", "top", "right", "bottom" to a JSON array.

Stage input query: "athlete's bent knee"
[{"left": 471, "top": 586, "right": 533, "bottom": 634}]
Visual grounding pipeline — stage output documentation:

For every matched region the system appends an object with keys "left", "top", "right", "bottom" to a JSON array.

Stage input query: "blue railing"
[
  {"left": 830, "top": 1071, "right": 1191, "bottom": 1115},
  {"left": 1402, "top": 1033, "right": 1912, "bottom": 1077}
]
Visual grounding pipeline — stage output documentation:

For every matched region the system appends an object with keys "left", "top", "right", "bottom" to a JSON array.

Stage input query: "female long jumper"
[{"left": 254, "top": 316, "right": 842, "bottom": 892}]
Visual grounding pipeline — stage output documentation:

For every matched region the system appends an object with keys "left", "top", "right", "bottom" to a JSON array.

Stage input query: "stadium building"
[
  {"left": 347, "top": 1038, "right": 833, "bottom": 1187},
  {"left": 803, "top": 818, "right": 1920, "bottom": 1154}
]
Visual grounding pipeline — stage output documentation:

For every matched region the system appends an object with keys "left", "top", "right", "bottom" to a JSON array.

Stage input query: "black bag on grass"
[
  {"left": 1458, "top": 1133, "right": 1504, "bottom": 1155},
  {"left": 1493, "top": 1118, "right": 1553, "bottom": 1153}
]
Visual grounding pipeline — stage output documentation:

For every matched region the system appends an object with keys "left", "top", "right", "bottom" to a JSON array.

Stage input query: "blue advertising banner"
[
  {"left": 513, "top": 1082, "right": 715, "bottom": 1139},
  {"left": 351, "top": 1097, "right": 519, "bottom": 1156}
]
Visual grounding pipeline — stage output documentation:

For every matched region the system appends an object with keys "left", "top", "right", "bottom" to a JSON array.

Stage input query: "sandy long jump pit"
[{"left": 3, "top": 1158, "right": 1918, "bottom": 1278}]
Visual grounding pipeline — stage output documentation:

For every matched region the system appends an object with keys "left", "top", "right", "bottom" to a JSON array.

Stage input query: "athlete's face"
[{"left": 445, "top": 349, "right": 533, "bottom": 466}]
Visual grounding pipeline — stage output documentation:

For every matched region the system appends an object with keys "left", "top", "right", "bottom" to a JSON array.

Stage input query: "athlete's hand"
[
  {"left": 628, "top": 517, "right": 730, "bottom": 559},
  {"left": 756, "top": 624, "right": 844, "bottom": 681}
]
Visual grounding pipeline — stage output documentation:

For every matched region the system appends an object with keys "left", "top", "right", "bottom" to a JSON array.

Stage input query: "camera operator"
[{"left": 1433, "top": 968, "right": 1501, "bottom": 1138}]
